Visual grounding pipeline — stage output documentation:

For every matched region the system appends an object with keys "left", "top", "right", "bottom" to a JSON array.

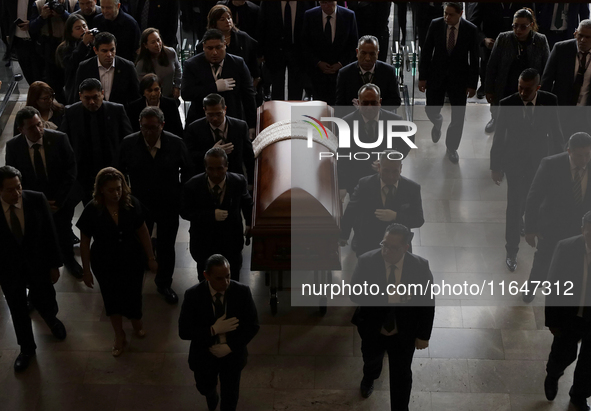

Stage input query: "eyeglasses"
[
  {"left": 512, "top": 23, "right": 531, "bottom": 30},
  {"left": 379, "top": 241, "right": 405, "bottom": 252},
  {"left": 38, "top": 95, "right": 54, "bottom": 102}
]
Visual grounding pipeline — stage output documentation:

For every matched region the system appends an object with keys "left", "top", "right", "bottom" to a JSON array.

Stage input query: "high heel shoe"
[{"left": 112, "top": 338, "right": 127, "bottom": 357}]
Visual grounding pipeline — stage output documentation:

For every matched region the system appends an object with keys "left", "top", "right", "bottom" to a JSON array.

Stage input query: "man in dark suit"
[
  {"left": 72, "top": 32, "right": 140, "bottom": 107},
  {"left": 418, "top": 2, "right": 479, "bottom": 164},
  {"left": 336, "top": 35, "right": 401, "bottom": 109},
  {"left": 60, "top": 78, "right": 133, "bottom": 203},
  {"left": 6, "top": 107, "right": 81, "bottom": 278},
  {"left": 347, "top": 1, "right": 392, "bottom": 62},
  {"left": 184, "top": 93, "right": 254, "bottom": 184},
  {"left": 490, "top": 68, "right": 565, "bottom": 272},
  {"left": 182, "top": 29, "right": 256, "bottom": 134},
  {"left": 543, "top": 210, "right": 591, "bottom": 411},
  {"left": 301, "top": 1, "right": 358, "bottom": 105},
  {"left": 340, "top": 150, "right": 424, "bottom": 257},
  {"left": 128, "top": 0, "right": 178, "bottom": 46},
  {"left": 117, "top": 106, "right": 193, "bottom": 305},
  {"left": 350, "top": 224, "right": 434, "bottom": 409},
  {"left": 524, "top": 132, "right": 591, "bottom": 303},
  {"left": 0, "top": 166, "right": 67, "bottom": 372},
  {"left": 180, "top": 147, "right": 253, "bottom": 282},
  {"left": 541, "top": 20, "right": 591, "bottom": 138},
  {"left": 338, "top": 84, "right": 410, "bottom": 197},
  {"left": 257, "top": 1, "right": 314, "bottom": 100},
  {"left": 536, "top": 3, "right": 590, "bottom": 49},
  {"left": 92, "top": 0, "right": 141, "bottom": 62},
  {"left": 73, "top": 0, "right": 102, "bottom": 28},
  {"left": 179, "top": 254, "right": 259, "bottom": 411}
]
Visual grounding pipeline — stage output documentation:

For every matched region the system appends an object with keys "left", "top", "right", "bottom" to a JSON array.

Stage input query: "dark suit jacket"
[
  {"left": 195, "top": 30, "right": 260, "bottom": 79},
  {"left": 545, "top": 235, "right": 590, "bottom": 329},
  {"left": 180, "top": 172, "right": 253, "bottom": 259},
  {"left": 129, "top": 0, "right": 179, "bottom": 46},
  {"left": 419, "top": 17, "right": 480, "bottom": 90},
  {"left": 126, "top": 96, "right": 184, "bottom": 139},
  {"left": 336, "top": 61, "right": 401, "bottom": 108},
  {"left": 350, "top": 249, "right": 435, "bottom": 341},
  {"left": 182, "top": 53, "right": 256, "bottom": 127},
  {"left": 340, "top": 174, "right": 424, "bottom": 255},
  {"left": 490, "top": 91, "right": 564, "bottom": 173},
  {"left": 301, "top": 5, "right": 358, "bottom": 68},
  {"left": 525, "top": 152, "right": 591, "bottom": 240},
  {"left": 337, "top": 108, "right": 410, "bottom": 194},
  {"left": 5, "top": 130, "right": 77, "bottom": 208},
  {"left": 184, "top": 116, "right": 254, "bottom": 183},
  {"left": 536, "top": 3, "right": 590, "bottom": 36},
  {"left": 541, "top": 39, "right": 581, "bottom": 106},
  {"left": 92, "top": 10, "right": 141, "bottom": 62},
  {"left": 0, "top": 191, "right": 62, "bottom": 282},
  {"left": 179, "top": 279, "right": 259, "bottom": 370},
  {"left": 73, "top": 56, "right": 141, "bottom": 106},
  {"left": 117, "top": 131, "right": 193, "bottom": 213}
]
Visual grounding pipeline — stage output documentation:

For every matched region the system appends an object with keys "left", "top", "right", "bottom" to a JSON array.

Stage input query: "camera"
[
  {"left": 46, "top": 0, "right": 66, "bottom": 14},
  {"left": 89, "top": 28, "right": 100, "bottom": 36}
]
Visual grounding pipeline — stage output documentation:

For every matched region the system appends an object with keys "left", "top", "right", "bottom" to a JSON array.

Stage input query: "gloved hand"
[
  {"left": 209, "top": 343, "right": 232, "bottom": 358},
  {"left": 375, "top": 209, "right": 397, "bottom": 222},
  {"left": 215, "top": 209, "right": 228, "bottom": 221},
  {"left": 216, "top": 78, "right": 235, "bottom": 92},
  {"left": 212, "top": 314, "right": 239, "bottom": 335}
]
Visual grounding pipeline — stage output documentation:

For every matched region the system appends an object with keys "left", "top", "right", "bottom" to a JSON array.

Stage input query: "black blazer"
[
  {"left": 184, "top": 116, "right": 255, "bottom": 183},
  {"left": 419, "top": 17, "right": 480, "bottom": 90},
  {"left": 5, "top": 130, "right": 77, "bottom": 208},
  {"left": 129, "top": 0, "right": 179, "bottom": 46},
  {"left": 490, "top": 91, "right": 564, "bottom": 173},
  {"left": 350, "top": 249, "right": 435, "bottom": 341},
  {"left": 117, "top": 130, "right": 193, "bottom": 212},
  {"left": 196, "top": 30, "right": 260, "bottom": 79},
  {"left": 536, "top": 3, "right": 590, "bottom": 36},
  {"left": 73, "top": 56, "right": 141, "bottom": 107},
  {"left": 340, "top": 173, "right": 424, "bottom": 255},
  {"left": 180, "top": 172, "right": 253, "bottom": 256},
  {"left": 0, "top": 191, "right": 62, "bottom": 280},
  {"left": 92, "top": 10, "right": 141, "bottom": 62},
  {"left": 126, "top": 96, "right": 184, "bottom": 139},
  {"left": 541, "top": 39, "right": 581, "bottom": 106},
  {"left": 182, "top": 53, "right": 256, "bottom": 127},
  {"left": 179, "top": 279, "right": 259, "bottom": 370},
  {"left": 336, "top": 61, "right": 401, "bottom": 108},
  {"left": 525, "top": 152, "right": 591, "bottom": 240}
]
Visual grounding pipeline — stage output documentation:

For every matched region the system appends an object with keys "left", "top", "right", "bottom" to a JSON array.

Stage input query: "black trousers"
[
  {"left": 359, "top": 331, "right": 416, "bottom": 411},
  {"left": 425, "top": 84, "right": 468, "bottom": 151},
  {"left": 546, "top": 318, "right": 591, "bottom": 400},
  {"left": 310, "top": 70, "right": 337, "bottom": 106},
  {"left": 12, "top": 37, "right": 44, "bottom": 86},
  {"left": 145, "top": 209, "right": 180, "bottom": 289},
  {"left": 193, "top": 351, "right": 246, "bottom": 411},
  {"left": 504, "top": 167, "right": 535, "bottom": 257},
  {"left": 268, "top": 51, "right": 305, "bottom": 101},
  {"left": 0, "top": 269, "right": 59, "bottom": 354}
]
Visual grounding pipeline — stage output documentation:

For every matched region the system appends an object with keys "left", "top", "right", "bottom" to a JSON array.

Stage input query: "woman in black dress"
[{"left": 77, "top": 167, "right": 157, "bottom": 356}]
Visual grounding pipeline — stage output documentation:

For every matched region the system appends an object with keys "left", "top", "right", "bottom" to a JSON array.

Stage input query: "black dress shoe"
[
  {"left": 65, "top": 259, "right": 83, "bottom": 279},
  {"left": 447, "top": 149, "right": 459, "bottom": 164},
  {"left": 506, "top": 257, "right": 517, "bottom": 272},
  {"left": 476, "top": 86, "right": 485, "bottom": 99},
  {"left": 14, "top": 352, "right": 35, "bottom": 372},
  {"left": 431, "top": 125, "right": 441, "bottom": 143},
  {"left": 48, "top": 318, "right": 67, "bottom": 340},
  {"left": 485, "top": 118, "right": 496, "bottom": 133},
  {"left": 360, "top": 378, "right": 374, "bottom": 398},
  {"left": 205, "top": 391, "right": 219, "bottom": 411},
  {"left": 157, "top": 287, "right": 179, "bottom": 304},
  {"left": 522, "top": 291, "right": 535, "bottom": 303},
  {"left": 544, "top": 374, "right": 559, "bottom": 401},
  {"left": 570, "top": 397, "right": 591, "bottom": 411}
]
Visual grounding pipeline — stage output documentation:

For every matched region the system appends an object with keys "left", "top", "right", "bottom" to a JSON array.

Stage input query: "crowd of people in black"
[{"left": 2, "top": 1, "right": 591, "bottom": 411}]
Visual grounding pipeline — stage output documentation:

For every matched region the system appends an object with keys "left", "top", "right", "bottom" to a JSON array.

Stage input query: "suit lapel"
[{"left": 16, "top": 135, "right": 36, "bottom": 178}]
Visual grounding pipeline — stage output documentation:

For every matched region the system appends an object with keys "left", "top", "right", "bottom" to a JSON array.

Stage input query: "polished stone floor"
[{"left": 0, "top": 88, "right": 580, "bottom": 411}]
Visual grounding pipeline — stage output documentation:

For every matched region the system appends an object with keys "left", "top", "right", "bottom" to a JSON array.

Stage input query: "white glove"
[
  {"left": 215, "top": 209, "right": 228, "bottom": 221},
  {"left": 216, "top": 78, "right": 235, "bottom": 92},
  {"left": 209, "top": 343, "right": 232, "bottom": 358},
  {"left": 375, "top": 209, "right": 397, "bottom": 222},
  {"left": 212, "top": 314, "right": 239, "bottom": 335}
]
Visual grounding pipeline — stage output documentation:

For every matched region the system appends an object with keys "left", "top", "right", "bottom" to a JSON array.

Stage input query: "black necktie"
[
  {"left": 447, "top": 26, "right": 455, "bottom": 55},
  {"left": 283, "top": 1, "right": 292, "bottom": 45},
  {"left": 362, "top": 71, "right": 372, "bottom": 84},
  {"left": 212, "top": 63, "right": 221, "bottom": 79},
  {"left": 385, "top": 185, "right": 396, "bottom": 209},
  {"left": 214, "top": 128, "right": 224, "bottom": 143},
  {"left": 325, "top": 15, "right": 332, "bottom": 44},
  {"left": 572, "top": 52, "right": 588, "bottom": 105},
  {"left": 383, "top": 264, "right": 397, "bottom": 332},
  {"left": 214, "top": 292, "right": 224, "bottom": 319},
  {"left": 10, "top": 204, "right": 24, "bottom": 244},
  {"left": 213, "top": 184, "right": 221, "bottom": 205},
  {"left": 33, "top": 144, "right": 48, "bottom": 186}
]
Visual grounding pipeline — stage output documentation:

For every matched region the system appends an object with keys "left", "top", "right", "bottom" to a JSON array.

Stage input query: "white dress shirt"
[
  {"left": 446, "top": 21, "right": 460, "bottom": 49},
  {"left": 98, "top": 58, "right": 116, "bottom": 101},
  {"left": 143, "top": 136, "right": 161, "bottom": 158}
]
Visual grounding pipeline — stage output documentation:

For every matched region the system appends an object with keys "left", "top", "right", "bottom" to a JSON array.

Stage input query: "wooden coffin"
[{"left": 250, "top": 101, "right": 341, "bottom": 271}]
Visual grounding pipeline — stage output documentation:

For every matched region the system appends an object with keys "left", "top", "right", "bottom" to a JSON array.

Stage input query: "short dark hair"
[
  {"left": 139, "top": 73, "right": 160, "bottom": 95},
  {"left": 568, "top": 132, "right": 591, "bottom": 150},
  {"left": 94, "top": 31, "right": 116, "bottom": 48},
  {"left": 139, "top": 106, "right": 165, "bottom": 124},
  {"left": 519, "top": 68, "right": 540, "bottom": 84},
  {"left": 203, "top": 93, "right": 226, "bottom": 108},
  {"left": 205, "top": 254, "right": 230, "bottom": 273},
  {"left": 204, "top": 147, "right": 228, "bottom": 166},
  {"left": 79, "top": 78, "right": 103, "bottom": 93},
  {"left": 15, "top": 106, "right": 41, "bottom": 129},
  {"left": 202, "top": 29, "right": 225, "bottom": 44},
  {"left": 443, "top": 2, "right": 463, "bottom": 13},
  {"left": 0, "top": 166, "right": 22, "bottom": 189},
  {"left": 384, "top": 223, "right": 413, "bottom": 245}
]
